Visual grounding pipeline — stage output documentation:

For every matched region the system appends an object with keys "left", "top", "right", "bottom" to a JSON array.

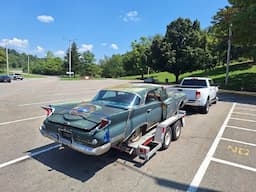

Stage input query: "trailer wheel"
[
  {"left": 172, "top": 120, "right": 182, "bottom": 141},
  {"left": 161, "top": 129, "right": 172, "bottom": 150}
]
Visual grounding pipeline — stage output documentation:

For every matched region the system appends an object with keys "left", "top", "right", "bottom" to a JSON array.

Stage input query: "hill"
[{"left": 121, "top": 61, "right": 256, "bottom": 92}]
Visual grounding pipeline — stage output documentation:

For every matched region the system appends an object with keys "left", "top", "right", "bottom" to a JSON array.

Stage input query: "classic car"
[{"left": 40, "top": 83, "right": 187, "bottom": 156}]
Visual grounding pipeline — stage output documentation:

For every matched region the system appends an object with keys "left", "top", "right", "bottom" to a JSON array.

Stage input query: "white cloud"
[
  {"left": 122, "top": 11, "right": 140, "bottom": 22},
  {"left": 0, "top": 38, "right": 29, "bottom": 48},
  {"left": 101, "top": 43, "right": 107, "bottom": 47},
  {"left": 79, "top": 44, "right": 93, "bottom": 52},
  {"left": 110, "top": 43, "right": 119, "bottom": 50},
  {"left": 37, "top": 15, "right": 55, "bottom": 23},
  {"left": 36, "top": 46, "right": 44, "bottom": 53},
  {"left": 54, "top": 50, "right": 65, "bottom": 57}
]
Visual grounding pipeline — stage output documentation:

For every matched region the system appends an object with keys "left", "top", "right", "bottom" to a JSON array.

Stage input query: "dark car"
[
  {"left": 40, "top": 83, "right": 187, "bottom": 156},
  {"left": 0, "top": 75, "right": 11, "bottom": 83}
]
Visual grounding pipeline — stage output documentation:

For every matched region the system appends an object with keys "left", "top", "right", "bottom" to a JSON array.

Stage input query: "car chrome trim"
[{"left": 39, "top": 126, "right": 111, "bottom": 156}]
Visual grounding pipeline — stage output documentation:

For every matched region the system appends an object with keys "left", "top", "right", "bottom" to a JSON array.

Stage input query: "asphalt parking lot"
[{"left": 0, "top": 77, "right": 255, "bottom": 192}]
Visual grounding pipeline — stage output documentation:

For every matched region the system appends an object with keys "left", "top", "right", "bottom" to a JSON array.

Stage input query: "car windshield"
[{"left": 92, "top": 90, "right": 140, "bottom": 108}]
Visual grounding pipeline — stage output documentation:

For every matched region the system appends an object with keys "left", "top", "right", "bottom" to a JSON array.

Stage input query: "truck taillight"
[
  {"left": 41, "top": 106, "right": 54, "bottom": 117},
  {"left": 196, "top": 90, "right": 201, "bottom": 99}
]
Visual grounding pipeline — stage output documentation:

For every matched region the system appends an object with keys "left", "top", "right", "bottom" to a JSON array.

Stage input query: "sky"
[{"left": 0, "top": 0, "right": 229, "bottom": 61}]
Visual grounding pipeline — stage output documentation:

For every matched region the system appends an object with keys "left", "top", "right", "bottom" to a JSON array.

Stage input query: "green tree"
[
  {"left": 100, "top": 54, "right": 124, "bottom": 78},
  {"left": 63, "top": 42, "right": 81, "bottom": 75},
  {"left": 123, "top": 36, "right": 152, "bottom": 77},
  {"left": 0, "top": 48, "right": 6, "bottom": 72},
  {"left": 163, "top": 18, "right": 207, "bottom": 82}
]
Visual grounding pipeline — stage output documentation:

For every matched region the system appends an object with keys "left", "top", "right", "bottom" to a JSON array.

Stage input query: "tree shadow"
[
  {"left": 218, "top": 92, "right": 256, "bottom": 105},
  {"left": 30, "top": 143, "right": 217, "bottom": 191},
  {"left": 189, "top": 62, "right": 253, "bottom": 78},
  {"left": 214, "top": 72, "right": 256, "bottom": 92}
]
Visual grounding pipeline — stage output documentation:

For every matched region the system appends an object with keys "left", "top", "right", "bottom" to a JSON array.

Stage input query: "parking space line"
[
  {"left": 18, "top": 99, "right": 75, "bottom": 106},
  {"left": 211, "top": 157, "right": 256, "bottom": 172},
  {"left": 232, "top": 112, "right": 256, "bottom": 116},
  {"left": 236, "top": 104, "right": 256, "bottom": 109},
  {"left": 230, "top": 117, "right": 256, "bottom": 123},
  {"left": 187, "top": 103, "right": 236, "bottom": 192},
  {"left": 0, "top": 144, "right": 61, "bottom": 169},
  {"left": 221, "top": 137, "right": 256, "bottom": 147},
  {"left": 0, "top": 115, "right": 45, "bottom": 126},
  {"left": 227, "top": 125, "right": 256, "bottom": 133},
  {"left": 235, "top": 108, "right": 256, "bottom": 112}
]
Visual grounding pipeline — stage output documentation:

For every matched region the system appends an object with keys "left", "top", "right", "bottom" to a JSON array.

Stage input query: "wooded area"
[{"left": 0, "top": 0, "right": 255, "bottom": 82}]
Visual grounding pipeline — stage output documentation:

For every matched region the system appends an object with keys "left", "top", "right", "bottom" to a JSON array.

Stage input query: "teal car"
[{"left": 40, "top": 83, "right": 186, "bottom": 155}]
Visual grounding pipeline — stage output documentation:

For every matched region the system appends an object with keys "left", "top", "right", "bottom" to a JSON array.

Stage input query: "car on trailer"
[{"left": 40, "top": 83, "right": 187, "bottom": 156}]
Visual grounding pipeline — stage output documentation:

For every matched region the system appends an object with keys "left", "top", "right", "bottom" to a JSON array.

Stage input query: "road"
[{"left": 0, "top": 77, "right": 255, "bottom": 192}]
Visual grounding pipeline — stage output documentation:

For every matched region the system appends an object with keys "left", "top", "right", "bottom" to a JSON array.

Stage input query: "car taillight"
[
  {"left": 196, "top": 90, "right": 201, "bottom": 99},
  {"left": 41, "top": 106, "right": 54, "bottom": 117},
  {"left": 98, "top": 119, "right": 110, "bottom": 129}
]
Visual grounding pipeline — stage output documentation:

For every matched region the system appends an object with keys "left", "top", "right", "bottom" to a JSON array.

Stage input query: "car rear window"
[{"left": 182, "top": 79, "right": 207, "bottom": 87}]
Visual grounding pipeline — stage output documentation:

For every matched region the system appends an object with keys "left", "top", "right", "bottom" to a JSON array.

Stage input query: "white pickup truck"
[{"left": 169, "top": 77, "right": 218, "bottom": 114}]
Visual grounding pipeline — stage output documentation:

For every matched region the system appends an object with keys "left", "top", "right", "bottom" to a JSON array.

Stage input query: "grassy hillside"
[{"left": 121, "top": 61, "right": 256, "bottom": 92}]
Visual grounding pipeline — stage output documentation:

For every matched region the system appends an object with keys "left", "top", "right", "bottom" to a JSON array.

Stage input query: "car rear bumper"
[
  {"left": 39, "top": 126, "right": 111, "bottom": 156},
  {"left": 185, "top": 99, "right": 204, "bottom": 107}
]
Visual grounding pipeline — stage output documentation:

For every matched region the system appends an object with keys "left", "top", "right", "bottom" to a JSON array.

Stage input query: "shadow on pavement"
[
  {"left": 218, "top": 93, "right": 256, "bottom": 105},
  {"left": 30, "top": 143, "right": 218, "bottom": 191}
]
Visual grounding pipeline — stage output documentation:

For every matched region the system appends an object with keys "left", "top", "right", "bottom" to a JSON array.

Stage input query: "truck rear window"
[{"left": 182, "top": 79, "right": 207, "bottom": 87}]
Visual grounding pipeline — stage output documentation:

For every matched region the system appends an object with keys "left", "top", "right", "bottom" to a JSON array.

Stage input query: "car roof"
[
  {"left": 183, "top": 77, "right": 211, "bottom": 80},
  {"left": 104, "top": 83, "right": 163, "bottom": 98}
]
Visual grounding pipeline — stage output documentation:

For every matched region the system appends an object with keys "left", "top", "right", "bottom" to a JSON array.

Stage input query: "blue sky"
[{"left": 0, "top": 0, "right": 229, "bottom": 61}]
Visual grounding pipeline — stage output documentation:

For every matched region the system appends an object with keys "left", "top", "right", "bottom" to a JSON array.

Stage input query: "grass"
[{"left": 120, "top": 61, "right": 256, "bottom": 92}]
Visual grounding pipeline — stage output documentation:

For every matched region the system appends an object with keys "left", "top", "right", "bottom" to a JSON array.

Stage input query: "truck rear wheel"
[
  {"left": 201, "top": 99, "right": 209, "bottom": 114},
  {"left": 161, "top": 129, "right": 172, "bottom": 150},
  {"left": 172, "top": 120, "right": 182, "bottom": 141}
]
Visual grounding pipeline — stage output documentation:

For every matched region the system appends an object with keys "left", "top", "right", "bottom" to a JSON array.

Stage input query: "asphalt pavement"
[{"left": 0, "top": 77, "right": 255, "bottom": 192}]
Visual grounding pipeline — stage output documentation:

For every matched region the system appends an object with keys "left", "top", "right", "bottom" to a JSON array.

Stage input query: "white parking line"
[
  {"left": 230, "top": 117, "right": 256, "bottom": 123},
  {"left": 186, "top": 103, "right": 236, "bottom": 192},
  {"left": 232, "top": 112, "right": 256, "bottom": 116},
  {"left": 18, "top": 99, "right": 75, "bottom": 106},
  {"left": 0, "top": 144, "right": 61, "bottom": 169},
  {"left": 211, "top": 157, "right": 256, "bottom": 172},
  {"left": 0, "top": 115, "right": 45, "bottom": 126},
  {"left": 236, "top": 104, "right": 256, "bottom": 109},
  {"left": 235, "top": 108, "right": 256, "bottom": 112},
  {"left": 227, "top": 125, "right": 256, "bottom": 132},
  {"left": 221, "top": 137, "right": 256, "bottom": 147}
]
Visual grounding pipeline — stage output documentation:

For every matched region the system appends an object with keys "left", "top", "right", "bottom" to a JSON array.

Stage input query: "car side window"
[{"left": 145, "top": 90, "right": 157, "bottom": 104}]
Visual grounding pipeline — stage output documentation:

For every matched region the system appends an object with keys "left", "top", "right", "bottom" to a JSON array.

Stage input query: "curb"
[{"left": 219, "top": 89, "right": 256, "bottom": 97}]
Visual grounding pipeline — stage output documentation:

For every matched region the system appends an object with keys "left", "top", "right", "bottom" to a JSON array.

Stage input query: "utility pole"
[
  {"left": 225, "top": 24, "right": 232, "bottom": 85},
  {"left": 69, "top": 40, "right": 72, "bottom": 78},
  {"left": 6, "top": 43, "right": 9, "bottom": 75},
  {"left": 27, "top": 55, "right": 30, "bottom": 74}
]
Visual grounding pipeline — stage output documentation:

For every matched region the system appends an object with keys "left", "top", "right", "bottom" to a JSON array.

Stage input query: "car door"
[{"left": 144, "top": 90, "right": 162, "bottom": 127}]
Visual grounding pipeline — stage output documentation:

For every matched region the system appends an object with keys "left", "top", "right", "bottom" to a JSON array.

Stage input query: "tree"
[
  {"left": 100, "top": 54, "right": 124, "bottom": 78},
  {"left": 63, "top": 42, "right": 81, "bottom": 75},
  {"left": 163, "top": 18, "right": 207, "bottom": 82},
  {"left": 79, "top": 51, "right": 101, "bottom": 77},
  {"left": 0, "top": 48, "right": 6, "bottom": 72},
  {"left": 123, "top": 36, "right": 152, "bottom": 77}
]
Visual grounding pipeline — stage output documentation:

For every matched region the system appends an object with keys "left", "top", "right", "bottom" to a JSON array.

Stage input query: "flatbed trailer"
[{"left": 114, "top": 110, "right": 186, "bottom": 162}]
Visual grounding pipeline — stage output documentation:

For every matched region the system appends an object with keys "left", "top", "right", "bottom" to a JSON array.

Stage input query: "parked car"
[
  {"left": 40, "top": 83, "right": 187, "bottom": 156},
  {"left": 169, "top": 77, "right": 218, "bottom": 114},
  {"left": 11, "top": 73, "right": 23, "bottom": 80},
  {"left": 144, "top": 77, "right": 158, "bottom": 83},
  {"left": 0, "top": 75, "right": 11, "bottom": 83}
]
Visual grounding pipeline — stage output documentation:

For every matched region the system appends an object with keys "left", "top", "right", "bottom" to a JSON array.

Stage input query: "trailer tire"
[
  {"left": 161, "top": 129, "right": 172, "bottom": 150},
  {"left": 172, "top": 120, "right": 182, "bottom": 141}
]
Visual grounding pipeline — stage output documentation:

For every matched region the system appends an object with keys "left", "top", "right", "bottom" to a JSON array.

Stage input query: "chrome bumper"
[{"left": 39, "top": 126, "right": 111, "bottom": 156}]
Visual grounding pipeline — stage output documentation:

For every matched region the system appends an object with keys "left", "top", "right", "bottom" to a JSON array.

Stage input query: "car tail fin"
[{"left": 41, "top": 106, "right": 54, "bottom": 117}]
